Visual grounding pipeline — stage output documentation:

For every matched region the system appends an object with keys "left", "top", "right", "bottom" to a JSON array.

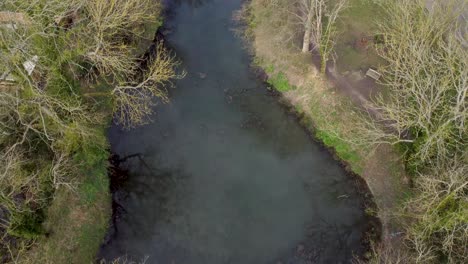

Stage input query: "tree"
[
  {"left": 405, "top": 157, "right": 467, "bottom": 263},
  {"left": 83, "top": 0, "right": 161, "bottom": 79},
  {"left": 112, "top": 42, "right": 185, "bottom": 128},
  {"left": 78, "top": 0, "right": 185, "bottom": 128},
  {"left": 349, "top": 1, "right": 467, "bottom": 261},
  {"left": 295, "top": 0, "right": 348, "bottom": 72},
  {"left": 354, "top": 0, "right": 467, "bottom": 169}
]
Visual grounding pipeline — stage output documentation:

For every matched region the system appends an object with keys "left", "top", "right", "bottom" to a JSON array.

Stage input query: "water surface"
[{"left": 100, "top": 0, "right": 370, "bottom": 263}]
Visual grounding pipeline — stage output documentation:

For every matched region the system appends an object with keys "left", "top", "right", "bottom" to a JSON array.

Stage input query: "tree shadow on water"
[{"left": 106, "top": 153, "right": 186, "bottom": 241}]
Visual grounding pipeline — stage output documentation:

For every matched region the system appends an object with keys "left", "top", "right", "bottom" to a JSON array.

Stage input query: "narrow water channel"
[{"left": 100, "top": 0, "right": 371, "bottom": 263}]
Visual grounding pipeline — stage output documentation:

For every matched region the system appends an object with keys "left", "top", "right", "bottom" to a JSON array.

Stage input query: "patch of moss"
[
  {"left": 267, "top": 72, "right": 296, "bottom": 92},
  {"left": 8, "top": 211, "right": 45, "bottom": 239}
]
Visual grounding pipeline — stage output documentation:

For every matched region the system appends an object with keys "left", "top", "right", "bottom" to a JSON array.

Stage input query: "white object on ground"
[{"left": 23, "top": 55, "right": 39, "bottom": 76}]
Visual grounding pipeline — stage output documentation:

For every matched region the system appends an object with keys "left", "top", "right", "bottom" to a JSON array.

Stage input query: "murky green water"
[{"left": 100, "top": 0, "right": 371, "bottom": 263}]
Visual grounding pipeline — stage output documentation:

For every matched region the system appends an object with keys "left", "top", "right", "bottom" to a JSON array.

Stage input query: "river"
[{"left": 99, "top": 0, "right": 372, "bottom": 263}]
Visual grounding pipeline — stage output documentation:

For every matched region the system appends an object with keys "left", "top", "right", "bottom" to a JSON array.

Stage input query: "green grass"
[
  {"left": 24, "top": 178, "right": 111, "bottom": 263},
  {"left": 267, "top": 71, "right": 296, "bottom": 92},
  {"left": 316, "top": 129, "right": 362, "bottom": 172},
  {"left": 19, "top": 136, "right": 111, "bottom": 263},
  {"left": 8, "top": 211, "right": 45, "bottom": 239},
  {"left": 298, "top": 86, "right": 366, "bottom": 174}
]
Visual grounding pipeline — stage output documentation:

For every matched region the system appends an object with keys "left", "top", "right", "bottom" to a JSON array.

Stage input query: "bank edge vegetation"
[
  {"left": 246, "top": 0, "right": 467, "bottom": 263},
  {"left": 0, "top": 0, "right": 181, "bottom": 262}
]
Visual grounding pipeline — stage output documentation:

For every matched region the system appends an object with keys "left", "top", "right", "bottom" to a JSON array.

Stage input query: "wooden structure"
[{"left": 366, "top": 68, "right": 382, "bottom": 81}]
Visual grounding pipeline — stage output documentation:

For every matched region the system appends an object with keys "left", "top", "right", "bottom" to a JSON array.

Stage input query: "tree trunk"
[
  {"left": 302, "top": 10, "right": 313, "bottom": 53},
  {"left": 320, "top": 57, "right": 327, "bottom": 74},
  {"left": 302, "top": 26, "right": 312, "bottom": 53},
  {"left": 320, "top": 46, "right": 328, "bottom": 74}
]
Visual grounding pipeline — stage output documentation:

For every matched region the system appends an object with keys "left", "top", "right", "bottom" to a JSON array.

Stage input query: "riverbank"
[
  {"left": 5, "top": 11, "right": 164, "bottom": 264},
  {"left": 242, "top": 0, "right": 409, "bottom": 260}
]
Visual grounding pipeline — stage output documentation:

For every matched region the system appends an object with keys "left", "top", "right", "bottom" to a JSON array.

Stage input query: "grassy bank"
[
  {"left": 18, "top": 133, "right": 111, "bottom": 263},
  {"left": 18, "top": 20, "right": 163, "bottom": 264},
  {"left": 245, "top": 0, "right": 467, "bottom": 263},
  {"left": 243, "top": 0, "right": 409, "bottom": 260},
  {"left": 0, "top": 0, "right": 175, "bottom": 262},
  {"left": 263, "top": 64, "right": 364, "bottom": 172},
  {"left": 253, "top": 49, "right": 407, "bottom": 230}
]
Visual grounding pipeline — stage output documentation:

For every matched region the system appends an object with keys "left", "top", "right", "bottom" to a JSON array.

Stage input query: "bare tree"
[
  {"left": 347, "top": 2, "right": 467, "bottom": 261},
  {"left": 112, "top": 42, "right": 185, "bottom": 128},
  {"left": 405, "top": 157, "right": 468, "bottom": 263},
  {"left": 352, "top": 0, "right": 467, "bottom": 167},
  {"left": 295, "top": 0, "right": 348, "bottom": 72},
  {"left": 83, "top": 0, "right": 161, "bottom": 79},
  {"left": 79, "top": 0, "right": 187, "bottom": 128}
]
